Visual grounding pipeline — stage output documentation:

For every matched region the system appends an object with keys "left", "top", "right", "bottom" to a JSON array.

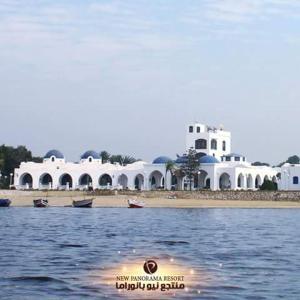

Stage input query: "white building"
[
  {"left": 14, "top": 123, "right": 279, "bottom": 191},
  {"left": 278, "top": 164, "right": 300, "bottom": 191},
  {"left": 186, "top": 123, "right": 231, "bottom": 160}
]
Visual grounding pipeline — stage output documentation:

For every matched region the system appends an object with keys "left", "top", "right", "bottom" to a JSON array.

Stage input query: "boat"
[
  {"left": 72, "top": 198, "right": 93, "bottom": 208},
  {"left": 0, "top": 199, "right": 11, "bottom": 207},
  {"left": 128, "top": 199, "right": 144, "bottom": 208},
  {"left": 33, "top": 199, "right": 49, "bottom": 208}
]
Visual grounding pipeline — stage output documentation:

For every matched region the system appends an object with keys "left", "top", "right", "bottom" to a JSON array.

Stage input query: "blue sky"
[{"left": 1, "top": 0, "right": 300, "bottom": 164}]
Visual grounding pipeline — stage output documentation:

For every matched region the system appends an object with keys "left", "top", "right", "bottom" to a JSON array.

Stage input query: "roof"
[
  {"left": 174, "top": 155, "right": 188, "bottom": 164},
  {"left": 152, "top": 156, "right": 173, "bottom": 164},
  {"left": 199, "top": 155, "right": 220, "bottom": 164},
  {"left": 81, "top": 150, "right": 100, "bottom": 160},
  {"left": 44, "top": 149, "right": 64, "bottom": 159}
]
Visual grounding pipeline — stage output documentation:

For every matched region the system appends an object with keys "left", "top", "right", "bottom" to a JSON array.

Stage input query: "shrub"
[{"left": 260, "top": 180, "right": 278, "bottom": 191}]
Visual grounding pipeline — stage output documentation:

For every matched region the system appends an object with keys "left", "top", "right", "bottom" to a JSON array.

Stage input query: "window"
[
  {"left": 195, "top": 139, "right": 207, "bottom": 149},
  {"left": 225, "top": 156, "right": 231, "bottom": 161},
  {"left": 222, "top": 141, "right": 226, "bottom": 151},
  {"left": 89, "top": 157, "right": 92, "bottom": 162},
  {"left": 211, "top": 139, "right": 217, "bottom": 150},
  {"left": 189, "top": 126, "right": 193, "bottom": 133},
  {"left": 197, "top": 126, "right": 201, "bottom": 133},
  {"left": 293, "top": 176, "right": 299, "bottom": 184},
  {"left": 235, "top": 157, "right": 240, "bottom": 161},
  {"left": 51, "top": 156, "right": 55, "bottom": 162}
]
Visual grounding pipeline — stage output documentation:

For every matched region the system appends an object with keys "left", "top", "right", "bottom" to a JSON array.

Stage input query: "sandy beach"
[{"left": 2, "top": 190, "right": 300, "bottom": 208}]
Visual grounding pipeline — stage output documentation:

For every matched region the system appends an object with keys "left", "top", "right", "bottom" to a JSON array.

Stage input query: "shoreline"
[{"left": 2, "top": 193, "right": 300, "bottom": 208}]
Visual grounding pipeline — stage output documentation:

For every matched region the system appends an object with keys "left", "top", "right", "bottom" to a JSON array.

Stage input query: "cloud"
[{"left": 182, "top": 0, "right": 300, "bottom": 26}]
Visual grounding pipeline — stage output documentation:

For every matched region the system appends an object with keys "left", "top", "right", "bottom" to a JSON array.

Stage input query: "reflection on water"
[{"left": 0, "top": 208, "right": 300, "bottom": 299}]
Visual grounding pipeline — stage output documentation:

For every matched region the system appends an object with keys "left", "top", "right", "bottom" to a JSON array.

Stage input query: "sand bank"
[{"left": 2, "top": 191, "right": 300, "bottom": 208}]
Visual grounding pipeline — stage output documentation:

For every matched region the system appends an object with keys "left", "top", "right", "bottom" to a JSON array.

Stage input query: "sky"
[{"left": 0, "top": 0, "right": 300, "bottom": 164}]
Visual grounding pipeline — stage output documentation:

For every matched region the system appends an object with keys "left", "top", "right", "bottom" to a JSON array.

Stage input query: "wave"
[
  {"left": 9, "top": 276, "right": 65, "bottom": 283},
  {"left": 155, "top": 240, "right": 190, "bottom": 246}
]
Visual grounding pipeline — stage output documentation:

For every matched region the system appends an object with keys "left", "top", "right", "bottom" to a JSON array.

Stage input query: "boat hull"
[
  {"left": 33, "top": 199, "right": 49, "bottom": 208},
  {"left": 0, "top": 199, "right": 11, "bottom": 207},
  {"left": 128, "top": 199, "right": 144, "bottom": 208},
  {"left": 73, "top": 199, "right": 93, "bottom": 208}
]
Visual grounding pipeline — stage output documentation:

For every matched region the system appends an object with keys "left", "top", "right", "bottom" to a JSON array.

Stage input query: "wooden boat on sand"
[
  {"left": 72, "top": 198, "right": 93, "bottom": 208},
  {"left": 0, "top": 198, "right": 11, "bottom": 207},
  {"left": 33, "top": 199, "right": 49, "bottom": 208},
  {"left": 128, "top": 199, "right": 144, "bottom": 208}
]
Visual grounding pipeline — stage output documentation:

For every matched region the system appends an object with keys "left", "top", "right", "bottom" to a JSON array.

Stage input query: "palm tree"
[
  {"left": 109, "top": 155, "right": 140, "bottom": 165},
  {"left": 165, "top": 160, "right": 175, "bottom": 190}
]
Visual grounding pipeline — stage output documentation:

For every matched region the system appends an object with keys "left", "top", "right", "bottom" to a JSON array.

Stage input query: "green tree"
[
  {"left": 287, "top": 155, "right": 300, "bottom": 164},
  {"left": 252, "top": 161, "right": 270, "bottom": 166},
  {"left": 100, "top": 151, "right": 111, "bottom": 163},
  {"left": 180, "top": 148, "right": 199, "bottom": 191},
  {"left": 277, "top": 155, "right": 300, "bottom": 167},
  {"left": 260, "top": 180, "right": 278, "bottom": 191},
  {"left": 0, "top": 145, "right": 42, "bottom": 188}
]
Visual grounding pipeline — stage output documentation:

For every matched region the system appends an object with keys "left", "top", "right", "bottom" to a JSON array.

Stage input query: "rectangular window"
[
  {"left": 189, "top": 126, "right": 193, "bottom": 133},
  {"left": 225, "top": 157, "right": 231, "bottom": 161},
  {"left": 235, "top": 157, "right": 240, "bottom": 161},
  {"left": 293, "top": 176, "right": 299, "bottom": 184},
  {"left": 197, "top": 126, "right": 200, "bottom": 133}
]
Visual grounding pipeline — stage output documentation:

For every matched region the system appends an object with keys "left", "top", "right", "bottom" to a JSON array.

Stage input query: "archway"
[
  {"left": 149, "top": 170, "right": 164, "bottom": 190},
  {"left": 118, "top": 174, "right": 128, "bottom": 189},
  {"left": 99, "top": 174, "right": 112, "bottom": 187},
  {"left": 255, "top": 175, "right": 262, "bottom": 189},
  {"left": 205, "top": 178, "right": 211, "bottom": 189},
  {"left": 247, "top": 174, "right": 253, "bottom": 189},
  {"left": 196, "top": 170, "right": 209, "bottom": 189},
  {"left": 219, "top": 173, "right": 231, "bottom": 190},
  {"left": 20, "top": 173, "right": 33, "bottom": 188},
  {"left": 79, "top": 174, "right": 93, "bottom": 187},
  {"left": 195, "top": 152, "right": 206, "bottom": 159},
  {"left": 264, "top": 175, "right": 269, "bottom": 182},
  {"left": 237, "top": 173, "right": 245, "bottom": 188},
  {"left": 134, "top": 174, "right": 144, "bottom": 190},
  {"left": 39, "top": 173, "right": 53, "bottom": 188},
  {"left": 59, "top": 173, "right": 73, "bottom": 189}
]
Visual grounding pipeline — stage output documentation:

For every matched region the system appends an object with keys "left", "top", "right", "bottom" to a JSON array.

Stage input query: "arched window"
[
  {"left": 211, "top": 139, "right": 217, "bottom": 150},
  {"left": 89, "top": 157, "right": 92, "bottom": 162},
  {"left": 293, "top": 176, "right": 299, "bottom": 184},
  {"left": 51, "top": 156, "right": 55, "bottom": 162},
  {"left": 222, "top": 141, "right": 226, "bottom": 151},
  {"left": 195, "top": 139, "right": 207, "bottom": 150}
]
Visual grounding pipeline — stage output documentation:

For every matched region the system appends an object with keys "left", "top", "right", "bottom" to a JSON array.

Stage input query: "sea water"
[{"left": 0, "top": 208, "right": 299, "bottom": 299}]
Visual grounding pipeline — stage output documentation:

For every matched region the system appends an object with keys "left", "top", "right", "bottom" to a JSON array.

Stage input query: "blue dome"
[
  {"left": 81, "top": 150, "right": 100, "bottom": 160},
  {"left": 44, "top": 149, "right": 64, "bottom": 159},
  {"left": 153, "top": 156, "right": 173, "bottom": 164},
  {"left": 199, "top": 155, "right": 220, "bottom": 164},
  {"left": 175, "top": 155, "right": 188, "bottom": 164}
]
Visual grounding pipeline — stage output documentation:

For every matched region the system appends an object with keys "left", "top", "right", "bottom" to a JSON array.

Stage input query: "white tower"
[{"left": 185, "top": 123, "right": 231, "bottom": 160}]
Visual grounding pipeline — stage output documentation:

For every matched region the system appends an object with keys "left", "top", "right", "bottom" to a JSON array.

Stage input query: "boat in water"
[
  {"left": 0, "top": 199, "right": 11, "bottom": 207},
  {"left": 128, "top": 199, "right": 144, "bottom": 208},
  {"left": 33, "top": 199, "right": 49, "bottom": 208},
  {"left": 72, "top": 198, "right": 93, "bottom": 208}
]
